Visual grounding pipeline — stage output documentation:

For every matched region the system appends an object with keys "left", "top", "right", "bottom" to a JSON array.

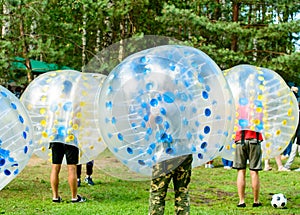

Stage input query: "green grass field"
[{"left": 0, "top": 154, "right": 300, "bottom": 215}]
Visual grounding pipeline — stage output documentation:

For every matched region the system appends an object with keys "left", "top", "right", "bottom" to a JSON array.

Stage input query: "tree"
[{"left": 0, "top": 0, "right": 299, "bottom": 85}]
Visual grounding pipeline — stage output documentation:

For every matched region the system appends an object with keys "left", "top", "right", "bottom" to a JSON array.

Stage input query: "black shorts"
[{"left": 49, "top": 142, "right": 79, "bottom": 164}]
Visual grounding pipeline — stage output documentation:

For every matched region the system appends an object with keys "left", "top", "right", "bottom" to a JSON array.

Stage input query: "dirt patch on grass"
[{"left": 27, "top": 154, "right": 50, "bottom": 166}]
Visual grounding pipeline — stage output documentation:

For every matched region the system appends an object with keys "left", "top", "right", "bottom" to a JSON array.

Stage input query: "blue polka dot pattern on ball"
[
  {"left": 163, "top": 92, "right": 175, "bottom": 103},
  {"left": 0, "top": 85, "right": 34, "bottom": 190},
  {"left": 98, "top": 45, "right": 236, "bottom": 176},
  {"left": 19, "top": 115, "right": 24, "bottom": 123},
  {"left": 10, "top": 103, "right": 17, "bottom": 110},
  {"left": 0, "top": 158, "right": 5, "bottom": 166},
  {"left": 4, "top": 169, "right": 11, "bottom": 176}
]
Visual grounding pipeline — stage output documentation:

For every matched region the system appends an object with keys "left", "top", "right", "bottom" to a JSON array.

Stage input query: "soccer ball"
[{"left": 271, "top": 193, "right": 287, "bottom": 208}]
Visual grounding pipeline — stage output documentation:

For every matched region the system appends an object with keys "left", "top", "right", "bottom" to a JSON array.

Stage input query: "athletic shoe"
[
  {"left": 85, "top": 176, "right": 95, "bottom": 186},
  {"left": 264, "top": 166, "right": 272, "bottom": 171},
  {"left": 237, "top": 203, "right": 246, "bottom": 208},
  {"left": 224, "top": 166, "right": 232, "bottom": 170},
  {"left": 294, "top": 168, "right": 300, "bottom": 171},
  {"left": 52, "top": 196, "right": 62, "bottom": 203},
  {"left": 253, "top": 203, "right": 262, "bottom": 207},
  {"left": 205, "top": 164, "right": 214, "bottom": 168},
  {"left": 278, "top": 166, "right": 290, "bottom": 171},
  {"left": 71, "top": 195, "right": 86, "bottom": 203}
]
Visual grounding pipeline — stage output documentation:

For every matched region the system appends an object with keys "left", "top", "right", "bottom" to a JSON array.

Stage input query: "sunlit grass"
[{"left": 0, "top": 155, "right": 300, "bottom": 214}]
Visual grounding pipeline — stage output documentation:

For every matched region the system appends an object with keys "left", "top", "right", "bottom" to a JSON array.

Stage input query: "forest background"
[{"left": 0, "top": 0, "right": 299, "bottom": 86}]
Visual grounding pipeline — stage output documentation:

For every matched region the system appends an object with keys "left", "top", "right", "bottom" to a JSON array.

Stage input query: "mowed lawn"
[{"left": 0, "top": 153, "right": 300, "bottom": 215}]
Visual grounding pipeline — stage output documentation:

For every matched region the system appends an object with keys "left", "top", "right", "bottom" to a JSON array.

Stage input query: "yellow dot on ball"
[
  {"left": 42, "top": 131, "right": 48, "bottom": 138},
  {"left": 40, "top": 108, "right": 46, "bottom": 115},
  {"left": 27, "top": 104, "right": 33, "bottom": 110},
  {"left": 69, "top": 135, "right": 74, "bottom": 140},
  {"left": 40, "top": 96, "right": 47, "bottom": 102},
  {"left": 49, "top": 72, "right": 57, "bottom": 77},
  {"left": 257, "top": 94, "right": 263, "bottom": 100},
  {"left": 259, "top": 85, "right": 265, "bottom": 90},
  {"left": 40, "top": 119, "right": 47, "bottom": 127},
  {"left": 256, "top": 107, "right": 262, "bottom": 113},
  {"left": 258, "top": 75, "right": 264, "bottom": 81},
  {"left": 253, "top": 119, "right": 260, "bottom": 125}
]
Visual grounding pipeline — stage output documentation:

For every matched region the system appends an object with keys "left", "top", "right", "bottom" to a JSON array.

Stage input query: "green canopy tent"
[{"left": 11, "top": 57, "right": 73, "bottom": 73}]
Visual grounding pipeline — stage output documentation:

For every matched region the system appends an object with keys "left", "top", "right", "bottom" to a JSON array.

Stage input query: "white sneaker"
[
  {"left": 278, "top": 167, "right": 290, "bottom": 171},
  {"left": 264, "top": 166, "right": 272, "bottom": 171},
  {"left": 294, "top": 168, "right": 300, "bottom": 172}
]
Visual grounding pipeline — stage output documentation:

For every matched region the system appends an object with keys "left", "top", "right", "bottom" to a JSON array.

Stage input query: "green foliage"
[{"left": 0, "top": 0, "right": 299, "bottom": 85}]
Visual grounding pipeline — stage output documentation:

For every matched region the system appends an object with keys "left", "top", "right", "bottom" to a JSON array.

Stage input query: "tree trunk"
[
  {"left": 82, "top": 4, "right": 87, "bottom": 67},
  {"left": 1, "top": 3, "right": 10, "bottom": 38},
  {"left": 19, "top": 4, "right": 32, "bottom": 83},
  {"left": 231, "top": 1, "right": 240, "bottom": 52},
  {"left": 214, "top": 0, "right": 221, "bottom": 20}
]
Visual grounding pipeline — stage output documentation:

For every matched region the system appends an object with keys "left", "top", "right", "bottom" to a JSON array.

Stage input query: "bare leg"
[
  {"left": 275, "top": 155, "right": 283, "bottom": 169},
  {"left": 250, "top": 170, "right": 260, "bottom": 203},
  {"left": 264, "top": 159, "right": 272, "bottom": 170},
  {"left": 50, "top": 164, "right": 61, "bottom": 199},
  {"left": 237, "top": 169, "right": 246, "bottom": 204},
  {"left": 68, "top": 164, "right": 78, "bottom": 199}
]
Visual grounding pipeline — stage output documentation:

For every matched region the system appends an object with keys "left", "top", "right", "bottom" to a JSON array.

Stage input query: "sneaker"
[
  {"left": 52, "top": 196, "right": 62, "bottom": 203},
  {"left": 264, "top": 166, "right": 272, "bottom": 171},
  {"left": 71, "top": 195, "right": 86, "bottom": 203},
  {"left": 237, "top": 203, "right": 246, "bottom": 208},
  {"left": 278, "top": 167, "right": 290, "bottom": 171},
  {"left": 77, "top": 178, "right": 81, "bottom": 187},
  {"left": 224, "top": 166, "right": 232, "bottom": 170},
  {"left": 85, "top": 176, "right": 95, "bottom": 186},
  {"left": 208, "top": 164, "right": 214, "bottom": 168},
  {"left": 294, "top": 168, "right": 300, "bottom": 172},
  {"left": 252, "top": 202, "right": 262, "bottom": 207}
]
